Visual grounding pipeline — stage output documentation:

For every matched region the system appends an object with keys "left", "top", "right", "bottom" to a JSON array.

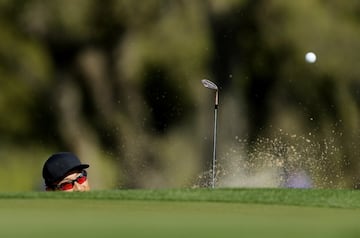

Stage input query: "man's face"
[{"left": 54, "top": 170, "right": 90, "bottom": 192}]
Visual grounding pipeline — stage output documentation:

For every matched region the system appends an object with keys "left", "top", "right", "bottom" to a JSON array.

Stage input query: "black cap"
[{"left": 42, "top": 152, "right": 89, "bottom": 186}]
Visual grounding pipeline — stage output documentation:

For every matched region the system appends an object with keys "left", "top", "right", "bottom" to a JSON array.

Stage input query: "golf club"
[{"left": 201, "top": 79, "right": 218, "bottom": 188}]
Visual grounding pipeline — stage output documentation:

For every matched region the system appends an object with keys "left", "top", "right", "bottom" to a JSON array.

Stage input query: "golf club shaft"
[{"left": 212, "top": 91, "right": 218, "bottom": 188}]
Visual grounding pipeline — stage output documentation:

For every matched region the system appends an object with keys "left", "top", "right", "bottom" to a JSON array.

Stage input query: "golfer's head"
[{"left": 42, "top": 152, "right": 90, "bottom": 192}]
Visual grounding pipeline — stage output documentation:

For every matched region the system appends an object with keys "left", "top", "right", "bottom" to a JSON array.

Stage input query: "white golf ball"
[{"left": 305, "top": 52, "right": 317, "bottom": 63}]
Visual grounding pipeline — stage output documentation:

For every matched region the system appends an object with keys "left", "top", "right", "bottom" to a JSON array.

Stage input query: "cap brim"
[{"left": 56, "top": 164, "right": 89, "bottom": 183}]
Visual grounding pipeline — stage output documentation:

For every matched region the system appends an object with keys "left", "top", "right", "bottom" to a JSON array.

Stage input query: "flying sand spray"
[{"left": 201, "top": 79, "right": 219, "bottom": 188}]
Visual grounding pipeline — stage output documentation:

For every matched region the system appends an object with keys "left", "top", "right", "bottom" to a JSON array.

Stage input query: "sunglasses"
[{"left": 55, "top": 170, "right": 87, "bottom": 191}]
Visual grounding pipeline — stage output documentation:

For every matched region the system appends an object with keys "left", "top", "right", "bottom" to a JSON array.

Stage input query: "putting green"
[{"left": 1, "top": 198, "right": 359, "bottom": 238}]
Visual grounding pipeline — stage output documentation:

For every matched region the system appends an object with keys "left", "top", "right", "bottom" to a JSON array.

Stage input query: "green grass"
[{"left": 1, "top": 188, "right": 360, "bottom": 238}]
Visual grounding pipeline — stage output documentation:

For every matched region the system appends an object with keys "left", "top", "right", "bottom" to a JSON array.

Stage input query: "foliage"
[{"left": 1, "top": 0, "right": 360, "bottom": 190}]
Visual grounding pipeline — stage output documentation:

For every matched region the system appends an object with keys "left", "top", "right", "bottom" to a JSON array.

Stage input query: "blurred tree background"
[{"left": 2, "top": 0, "right": 360, "bottom": 191}]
